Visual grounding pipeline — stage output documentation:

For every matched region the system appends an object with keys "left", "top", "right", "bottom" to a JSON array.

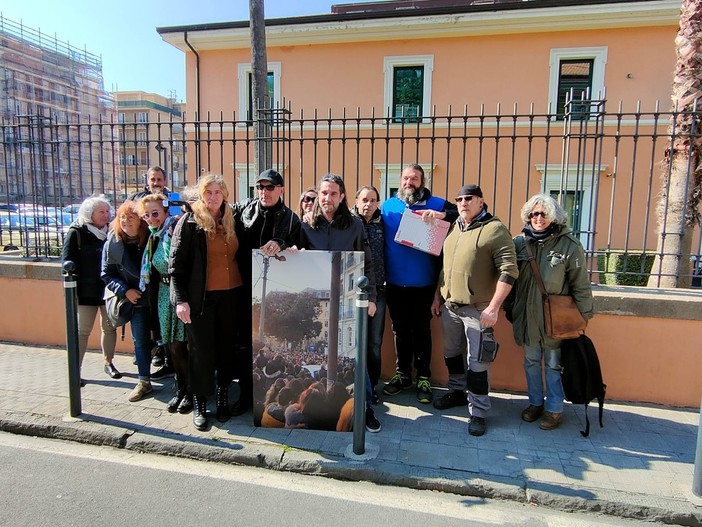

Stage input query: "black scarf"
[{"left": 522, "top": 223, "right": 561, "bottom": 241}]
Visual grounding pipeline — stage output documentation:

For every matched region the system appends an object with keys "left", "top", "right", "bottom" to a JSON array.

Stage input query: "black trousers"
[
  {"left": 186, "top": 288, "right": 239, "bottom": 398},
  {"left": 385, "top": 282, "right": 436, "bottom": 380}
]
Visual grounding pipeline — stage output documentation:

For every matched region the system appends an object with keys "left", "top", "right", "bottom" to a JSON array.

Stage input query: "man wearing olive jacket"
[{"left": 431, "top": 184, "right": 518, "bottom": 437}]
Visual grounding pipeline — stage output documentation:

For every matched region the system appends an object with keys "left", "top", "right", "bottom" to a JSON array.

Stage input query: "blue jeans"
[
  {"left": 130, "top": 305, "right": 152, "bottom": 381},
  {"left": 523, "top": 344, "right": 564, "bottom": 413}
]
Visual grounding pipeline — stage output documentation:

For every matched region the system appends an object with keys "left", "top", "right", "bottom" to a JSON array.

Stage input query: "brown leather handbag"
[{"left": 525, "top": 241, "right": 586, "bottom": 339}]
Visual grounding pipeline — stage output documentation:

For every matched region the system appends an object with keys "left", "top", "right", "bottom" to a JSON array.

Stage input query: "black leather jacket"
[{"left": 232, "top": 198, "right": 301, "bottom": 251}]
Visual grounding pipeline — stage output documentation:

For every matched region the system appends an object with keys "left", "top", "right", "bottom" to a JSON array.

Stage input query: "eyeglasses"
[
  {"left": 142, "top": 210, "right": 162, "bottom": 220},
  {"left": 302, "top": 195, "right": 316, "bottom": 203},
  {"left": 256, "top": 183, "right": 279, "bottom": 192},
  {"left": 455, "top": 195, "right": 476, "bottom": 203},
  {"left": 528, "top": 211, "right": 547, "bottom": 219}
]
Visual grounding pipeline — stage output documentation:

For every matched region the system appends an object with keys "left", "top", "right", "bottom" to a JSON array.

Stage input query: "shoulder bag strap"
[{"left": 524, "top": 239, "right": 548, "bottom": 297}]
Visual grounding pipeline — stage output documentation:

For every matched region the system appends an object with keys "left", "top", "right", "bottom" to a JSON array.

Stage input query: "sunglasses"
[
  {"left": 256, "top": 183, "right": 279, "bottom": 192},
  {"left": 302, "top": 195, "right": 316, "bottom": 203},
  {"left": 528, "top": 211, "right": 547, "bottom": 219},
  {"left": 142, "top": 210, "right": 162, "bottom": 220},
  {"left": 455, "top": 195, "right": 476, "bottom": 203}
]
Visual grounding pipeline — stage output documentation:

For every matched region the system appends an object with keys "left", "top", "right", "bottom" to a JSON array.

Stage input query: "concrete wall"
[{"left": 1, "top": 259, "right": 700, "bottom": 408}]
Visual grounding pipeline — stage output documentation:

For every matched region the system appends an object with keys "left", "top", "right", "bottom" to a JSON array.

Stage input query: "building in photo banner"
[{"left": 251, "top": 249, "right": 364, "bottom": 430}]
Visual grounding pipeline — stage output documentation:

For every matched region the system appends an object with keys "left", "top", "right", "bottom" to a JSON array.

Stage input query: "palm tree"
[{"left": 648, "top": 0, "right": 702, "bottom": 288}]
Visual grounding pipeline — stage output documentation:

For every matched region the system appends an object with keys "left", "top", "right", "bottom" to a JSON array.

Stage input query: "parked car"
[
  {"left": 0, "top": 214, "right": 36, "bottom": 231},
  {"left": 62, "top": 204, "right": 82, "bottom": 217}
]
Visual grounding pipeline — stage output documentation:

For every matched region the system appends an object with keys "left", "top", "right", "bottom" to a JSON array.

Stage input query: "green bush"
[{"left": 597, "top": 250, "right": 655, "bottom": 286}]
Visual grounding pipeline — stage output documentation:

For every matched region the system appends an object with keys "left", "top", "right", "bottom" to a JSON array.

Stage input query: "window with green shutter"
[
  {"left": 556, "top": 59, "right": 594, "bottom": 121},
  {"left": 392, "top": 66, "right": 424, "bottom": 123}
]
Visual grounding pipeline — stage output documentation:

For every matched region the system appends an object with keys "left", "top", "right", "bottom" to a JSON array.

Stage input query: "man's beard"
[{"left": 398, "top": 186, "right": 423, "bottom": 206}]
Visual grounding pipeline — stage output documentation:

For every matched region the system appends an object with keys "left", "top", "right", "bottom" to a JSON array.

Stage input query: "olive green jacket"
[
  {"left": 507, "top": 228, "right": 594, "bottom": 348},
  {"left": 438, "top": 213, "right": 518, "bottom": 305}
]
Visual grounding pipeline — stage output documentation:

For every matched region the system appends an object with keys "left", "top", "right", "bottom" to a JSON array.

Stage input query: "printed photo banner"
[{"left": 250, "top": 249, "right": 364, "bottom": 431}]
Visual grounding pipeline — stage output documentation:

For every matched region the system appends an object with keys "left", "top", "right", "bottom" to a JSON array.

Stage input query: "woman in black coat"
[{"left": 61, "top": 196, "right": 117, "bottom": 382}]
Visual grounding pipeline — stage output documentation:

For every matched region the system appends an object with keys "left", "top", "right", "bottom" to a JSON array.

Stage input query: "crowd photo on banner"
[{"left": 63, "top": 163, "right": 594, "bottom": 436}]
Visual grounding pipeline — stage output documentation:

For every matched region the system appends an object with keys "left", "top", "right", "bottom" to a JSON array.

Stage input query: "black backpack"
[{"left": 561, "top": 334, "right": 606, "bottom": 437}]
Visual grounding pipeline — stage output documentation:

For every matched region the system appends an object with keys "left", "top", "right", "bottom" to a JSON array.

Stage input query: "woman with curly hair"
[{"left": 169, "top": 174, "right": 244, "bottom": 431}]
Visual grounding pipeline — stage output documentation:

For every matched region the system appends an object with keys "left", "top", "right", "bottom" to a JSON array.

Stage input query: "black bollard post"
[
  {"left": 63, "top": 261, "right": 81, "bottom": 417},
  {"left": 353, "top": 276, "right": 369, "bottom": 455},
  {"left": 693, "top": 396, "right": 702, "bottom": 496}
]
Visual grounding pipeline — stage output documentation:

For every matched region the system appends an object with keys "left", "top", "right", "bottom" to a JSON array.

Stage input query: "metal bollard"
[
  {"left": 693, "top": 395, "right": 702, "bottom": 496},
  {"left": 352, "top": 275, "right": 369, "bottom": 455},
  {"left": 63, "top": 261, "right": 82, "bottom": 417}
]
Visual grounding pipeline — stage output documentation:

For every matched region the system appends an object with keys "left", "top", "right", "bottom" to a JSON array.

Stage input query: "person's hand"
[
  {"left": 368, "top": 301, "right": 377, "bottom": 318},
  {"left": 421, "top": 210, "right": 446, "bottom": 224},
  {"left": 479, "top": 306, "right": 499, "bottom": 328},
  {"left": 431, "top": 296, "right": 443, "bottom": 317},
  {"left": 125, "top": 289, "right": 142, "bottom": 304},
  {"left": 261, "top": 240, "right": 281, "bottom": 256},
  {"left": 176, "top": 302, "right": 192, "bottom": 324},
  {"left": 286, "top": 245, "right": 299, "bottom": 254}
]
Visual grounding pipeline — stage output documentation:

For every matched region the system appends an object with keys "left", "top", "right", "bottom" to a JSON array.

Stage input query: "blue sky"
[{"left": 0, "top": 0, "right": 374, "bottom": 100}]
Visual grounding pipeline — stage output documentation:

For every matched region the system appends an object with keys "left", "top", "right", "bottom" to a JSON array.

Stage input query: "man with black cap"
[
  {"left": 430, "top": 184, "right": 518, "bottom": 437},
  {"left": 230, "top": 169, "right": 301, "bottom": 415}
]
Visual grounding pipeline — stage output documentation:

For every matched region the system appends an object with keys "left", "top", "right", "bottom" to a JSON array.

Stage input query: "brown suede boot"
[
  {"left": 521, "top": 404, "right": 544, "bottom": 423},
  {"left": 539, "top": 411, "right": 563, "bottom": 430}
]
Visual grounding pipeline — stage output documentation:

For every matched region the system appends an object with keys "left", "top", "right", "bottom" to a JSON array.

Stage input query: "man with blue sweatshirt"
[{"left": 381, "top": 164, "right": 457, "bottom": 404}]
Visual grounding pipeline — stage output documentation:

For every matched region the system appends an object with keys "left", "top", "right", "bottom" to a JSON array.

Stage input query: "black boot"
[
  {"left": 192, "top": 396, "right": 208, "bottom": 431},
  {"left": 166, "top": 386, "right": 186, "bottom": 413},
  {"left": 177, "top": 393, "right": 193, "bottom": 414},
  {"left": 216, "top": 385, "right": 230, "bottom": 422}
]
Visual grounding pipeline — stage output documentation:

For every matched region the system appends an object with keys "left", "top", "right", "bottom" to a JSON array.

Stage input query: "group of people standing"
[
  {"left": 380, "top": 165, "right": 593, "bottom": 436},
  {"left": 62, "top": 161, "right": 593, "bottom": 436}
]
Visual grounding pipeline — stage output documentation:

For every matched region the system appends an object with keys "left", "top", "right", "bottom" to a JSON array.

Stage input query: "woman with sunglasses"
[
  {"left": 101, "top": 201, "right": 152, "bottom": 402},
  {"left": 507, "top": 194, "right": 593, "bottom": 431},
  {"left": 137, "top": 194, "right": 191, "bottom": 414},
  {"left": 297, "top": 187, "right": 317, "bottom": 222}
]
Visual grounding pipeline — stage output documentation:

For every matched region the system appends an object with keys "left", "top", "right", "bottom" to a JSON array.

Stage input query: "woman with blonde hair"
[
  {"left": 169, "top": 174, "right": 244, "bottom": 431},
  {"left": 101, "top": 201, "right": 152, "bottom": 402}
]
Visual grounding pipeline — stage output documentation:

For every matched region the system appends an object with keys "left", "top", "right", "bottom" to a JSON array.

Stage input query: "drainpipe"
[{"left": 183, "top": 31, "right": 201, "bottom": 180}]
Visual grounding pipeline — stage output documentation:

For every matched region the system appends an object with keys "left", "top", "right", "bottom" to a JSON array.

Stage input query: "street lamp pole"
[
  {"left": 155, "top": 143, "right": 168, "bottom": 180},
  {"left": 258, "top": 251, "right": 286, "bottom": 344}
]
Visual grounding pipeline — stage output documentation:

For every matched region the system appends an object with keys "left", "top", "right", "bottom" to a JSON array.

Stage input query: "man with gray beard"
[{"left": 381, "top": 164, "right": 457, "bottom": 404}]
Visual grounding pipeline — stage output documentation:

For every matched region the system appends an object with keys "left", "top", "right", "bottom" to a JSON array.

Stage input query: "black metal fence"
[{"left": 1, "top": 100, "right": 701, "bottom": 288}]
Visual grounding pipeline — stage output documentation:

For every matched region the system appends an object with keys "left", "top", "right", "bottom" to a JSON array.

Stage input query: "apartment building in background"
[
  {"left": 114, "top": 91, "right": 186, "bottom": 195},
  {"left": 158, "top": 0, "right": 681, "bottom": 254},
  {"left": 0, "top": 15, "right": 116, "bottom": 205}
]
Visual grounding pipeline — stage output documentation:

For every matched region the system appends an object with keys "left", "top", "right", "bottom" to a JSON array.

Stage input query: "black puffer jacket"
[
  {"left": 61, "top": 224, "right": 107, "bottom": 306},
  {"left": 168, "top": 212, "right": 209, "bottom": 317}
]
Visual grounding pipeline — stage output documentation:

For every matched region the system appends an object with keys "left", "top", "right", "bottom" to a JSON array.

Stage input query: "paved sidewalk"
[{"left": 0, "top": 342, "right": 700, "bottom": 525}]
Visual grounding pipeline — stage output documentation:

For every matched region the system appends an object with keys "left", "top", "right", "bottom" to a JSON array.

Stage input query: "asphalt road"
[{"left": 0, "top": 432, "right": 665, "bottom": 527}]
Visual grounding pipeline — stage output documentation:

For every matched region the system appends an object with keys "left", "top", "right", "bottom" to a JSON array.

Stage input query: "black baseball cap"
[
  {"left": 456, "top": 184, "right": 483, "bottom": 199},
  {"left": 257, "top": 169, "right": 284, "bottom": 186}
]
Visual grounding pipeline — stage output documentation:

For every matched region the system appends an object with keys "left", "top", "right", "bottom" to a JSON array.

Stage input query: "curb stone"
[{"left": 1, "top": 408, "right": 700, "bottom": 526}]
